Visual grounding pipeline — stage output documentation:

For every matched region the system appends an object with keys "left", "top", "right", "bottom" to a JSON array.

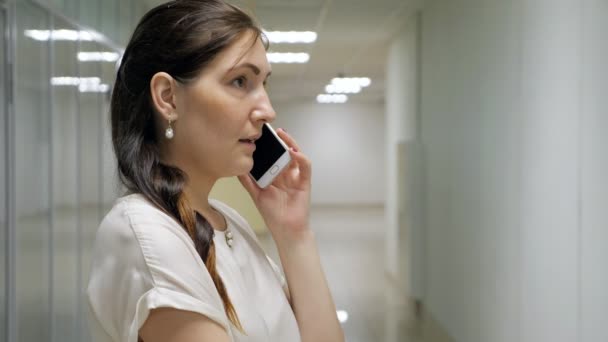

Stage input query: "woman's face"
[{"left": 168, "top": 31, "right": 275, "bottom": 179}]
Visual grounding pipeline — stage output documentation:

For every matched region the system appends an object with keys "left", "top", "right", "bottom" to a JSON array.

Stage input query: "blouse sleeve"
[{"left": 86, "top": 198, "right": 232, "bottom": 342}]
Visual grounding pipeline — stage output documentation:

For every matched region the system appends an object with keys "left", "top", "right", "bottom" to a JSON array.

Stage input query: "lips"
[{"left": 239, "top": 133, "right": 262, "bottom": 143}]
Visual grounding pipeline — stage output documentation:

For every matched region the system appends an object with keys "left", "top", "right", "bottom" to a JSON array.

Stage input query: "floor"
[{"left": 258, "top": 205, "right": 453, "bottom": 342}]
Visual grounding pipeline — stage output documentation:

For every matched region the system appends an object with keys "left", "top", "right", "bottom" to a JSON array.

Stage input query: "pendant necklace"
[{"left": 225, "top": 228, "right": 234, "bottom": 248}]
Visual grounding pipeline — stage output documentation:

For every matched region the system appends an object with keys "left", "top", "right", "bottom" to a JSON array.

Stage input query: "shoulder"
[
  {"left": 87, "top": 194, "right": 231, "bottom": 341},
  {"left": 91, "top": 194, "right": 149, "bottom": 269},
  {"left": 95, "top": 193, "right": 209, "bottom": 283},
  {"left": 93, "top": 193, "right": 195, "bottom": 266}
]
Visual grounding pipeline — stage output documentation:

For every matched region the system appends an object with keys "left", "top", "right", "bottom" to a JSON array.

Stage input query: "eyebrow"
[{"left": 233, "top": 62, "right": 272, "bottom": 78}]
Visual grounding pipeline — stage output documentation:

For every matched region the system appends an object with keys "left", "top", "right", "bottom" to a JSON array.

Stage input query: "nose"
[{"left": 251, "top": 90, "right": 276, "bottom": 124}]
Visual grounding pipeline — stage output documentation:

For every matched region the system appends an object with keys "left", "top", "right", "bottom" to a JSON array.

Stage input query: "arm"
[
  {"left": 139, "top": 308, "right": 231, "bottom": 342},
  {"left": 238, "top": 128, "right": 345, "bottom": 342}
]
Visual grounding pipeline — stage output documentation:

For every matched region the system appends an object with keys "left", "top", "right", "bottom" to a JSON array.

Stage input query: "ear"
[{"left": 150, "top": 72, "right": 179, "bottom": 121}]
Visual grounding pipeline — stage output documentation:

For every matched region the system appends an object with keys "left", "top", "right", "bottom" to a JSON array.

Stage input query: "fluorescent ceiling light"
[
  {"left": 24, "top": 29, "right": 102, "bottom": 42},
  {"left": 264, "top": 31, "right": 317, "bottom": 44},
  {"left": 337, "top": 310, "right": 349, "bottom": 323},
  {"left": 330, "top": 77, "right": 371, "bottom": 87},
  {"left": 267, "top": 52, "right": 310, "bottom": 64},
  {"left": 51, "top": 77, "right": 101, "bottom": 86},
  {"left": 78, "top": 52, "right": 120, "bottom": 62},
  {"left": 323, "top": 77, "right": 372, "bottom": 94},
  {"left": 316, "top": 94, "right": 348, "bottom": 104},
  {"left": 79, "top": 83, "right": 109, "bottom": 93},
  {"left": 50, "top": 77, "right": 109, "bottom": 93},
  {"left": 325, "top": 83, "right": 361, "bottom": 94}
]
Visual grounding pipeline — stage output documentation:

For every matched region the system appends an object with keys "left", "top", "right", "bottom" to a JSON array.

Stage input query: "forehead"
[{"left": 208, "top": 31, "right": 271, "bottom": 74}]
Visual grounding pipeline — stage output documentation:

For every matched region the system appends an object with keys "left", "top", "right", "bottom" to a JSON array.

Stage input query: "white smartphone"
[{"left": 249, "top": 123, "right": 292, "bottom": 188}]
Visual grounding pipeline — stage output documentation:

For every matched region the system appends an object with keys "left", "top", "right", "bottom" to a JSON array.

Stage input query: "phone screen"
[{"left": 250, "top": 124, "right": 287, "bottom": 181}]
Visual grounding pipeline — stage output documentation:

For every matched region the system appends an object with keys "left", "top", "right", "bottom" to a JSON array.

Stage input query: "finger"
[
  {"left": 237, "top": 174, "right": 261, "bottom": 198},
  {"left": 286, "top": 149, "right": 299, "bottom": 172},
  {"left": 287, "top": 148, "right": 311, "bottom": 183},
  {"left": 273, "top": 157, "right": 296, "bottom": 188},
  {"left": 276, "top": 128, "right": 302, "bottom": 152}
]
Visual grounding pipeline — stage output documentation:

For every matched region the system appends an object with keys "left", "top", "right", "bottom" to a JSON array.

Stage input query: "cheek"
[
  {"left": 179, "top": 110, "right": 236, "bottom": 156},
  {"left": 180, "top": 84, "right": 244, "bottom": 149}
]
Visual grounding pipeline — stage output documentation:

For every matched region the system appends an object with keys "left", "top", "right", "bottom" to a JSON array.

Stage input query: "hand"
[{"left": 237, "top": 128, "right": 312, "bottom": 241}]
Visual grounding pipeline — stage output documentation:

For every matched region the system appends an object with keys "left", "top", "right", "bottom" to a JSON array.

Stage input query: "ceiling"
[{"left": 144, "top": 0, "right": 425, "bottom": 104}]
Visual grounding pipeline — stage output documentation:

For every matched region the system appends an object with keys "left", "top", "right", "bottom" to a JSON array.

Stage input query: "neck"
[
  {"left": 160, "top": 152, "right": 226, "bottom": 230},
  {"left": 183, "top": 174, "right": 228, "bottom": 231},
  {"left": 183, "top": 173, "right": 216, "bottom": 214}
]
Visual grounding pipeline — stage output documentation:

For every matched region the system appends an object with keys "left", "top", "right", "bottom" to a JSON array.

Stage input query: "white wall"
[
  {"left": 272, "top": 101, "right": 385, "bottom": 206},
  {"left": 384, "top": 12, "right": 422, "bottom": 297},
  {"left": 415, "top": 0, "right": 608, "bottom": 341},
  {"left": 581, "top": 2, "right": 608, "bottom": 341}
]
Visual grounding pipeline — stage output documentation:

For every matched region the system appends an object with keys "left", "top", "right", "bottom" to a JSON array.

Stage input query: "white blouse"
[{"left": 86, "top": 193, "right": 301, "bottom": 342}]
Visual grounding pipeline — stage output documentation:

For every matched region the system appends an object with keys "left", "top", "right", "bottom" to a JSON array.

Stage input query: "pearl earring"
[{"left": 165, "top": 119, "right": 174, "bottom": 139}]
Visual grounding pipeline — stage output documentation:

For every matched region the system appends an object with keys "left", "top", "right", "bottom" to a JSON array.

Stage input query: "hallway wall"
[
  {"left": 273, "top": 101, "right": 386, "bottom": 206},
  {"left": 417, "top": 0, "right": 608, "bottom": 341},
  {"left": 384, "top": 12, "right": 423, "bottom": 300}
]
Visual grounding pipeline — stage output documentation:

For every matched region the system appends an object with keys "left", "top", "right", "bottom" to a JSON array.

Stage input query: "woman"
[{"left": 85, "top": 1, "right": 344, "bottom": 341}]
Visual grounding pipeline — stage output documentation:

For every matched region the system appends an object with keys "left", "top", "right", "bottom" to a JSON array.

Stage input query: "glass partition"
[
  {"left": 14, "top": 2, "right": 52, "bottom": 340},
  {"left": 77, "top": 38, "right": 105, "bottom": 341},
  {"left": 50, "top": 15, "right": 80, "bottom": 342},
  {"left": 7, "top": 1, "right": 141, "bottom": 340},
  {"left": 0, "top": 3, "right": 8, "bottom": 340}
]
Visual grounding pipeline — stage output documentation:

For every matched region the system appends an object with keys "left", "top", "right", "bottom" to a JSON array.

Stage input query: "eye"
[{"left": 232, "top": 76, "right": 247, "bottom": 89}]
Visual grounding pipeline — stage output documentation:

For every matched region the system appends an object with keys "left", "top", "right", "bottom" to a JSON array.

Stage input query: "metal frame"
[
  {"left": 47, "top": 11, "right": 55, "bottom": 342},
  {"left": 0, "top": 2, "right": 7, "bottom": 339},
  {"left": 1, "top": 0, "right": 16, "bottom": 341}
]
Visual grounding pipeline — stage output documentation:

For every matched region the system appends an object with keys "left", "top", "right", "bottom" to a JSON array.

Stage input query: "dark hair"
[{"left": 111, "top": 0, "right": 268, "bottom": 334}]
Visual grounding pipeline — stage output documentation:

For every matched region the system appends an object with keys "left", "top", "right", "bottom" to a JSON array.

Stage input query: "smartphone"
[{"left": 249, "top": 123, "right": 292, "bottom": 188}]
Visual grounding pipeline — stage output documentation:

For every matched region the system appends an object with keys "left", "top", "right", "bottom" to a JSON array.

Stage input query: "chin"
[{"left": 230, "top": 156, "right": 254, "bottom": 176}]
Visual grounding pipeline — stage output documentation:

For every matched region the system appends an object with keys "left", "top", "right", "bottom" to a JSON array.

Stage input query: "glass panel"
[
  {"left": 99, "top": 0, "right": 118, "bottom": 43},
  {"left": 0, "top": 4, "right": 7, "bottom": 340},
  {"left": 51, "top": 16, "right": 79, "bottom": 342},
  {"left": 133, "top": 1, "right": 146, "bottom": 25},
  {"left": 77, "top": 38, "right": 103, "bottom": 342},
  {"left": 49, "top": 0, "right": 66, "bottom": 14},
  {"left": 100, "top": 48, "right": 120, "bottom": 214},
  {"left": 14, "top": 2, "right": 51, "bottom": 340},
  {"left": 80, "top": 0, "right": 99, "bottom": 32},
  {"left": 62, "top": 0, "right": 79, "bottom": 22},
  {"left": 118, "top": 0, "right": 133, "bottom": 45}
]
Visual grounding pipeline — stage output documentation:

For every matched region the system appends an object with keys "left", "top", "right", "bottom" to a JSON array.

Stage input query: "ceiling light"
[
  {"left": 322, "top": 76, "right": 371, "bottom": 94},
  {"left": 325, "top": 83, "right": 361, "bottom": 94},
  {"left": 50, "top": 77, "right": 109, "bottom": 93},
  {"left": 337, "top": 310, "right": 349, "bottom": 323},
  {"left": 264, "top": 31, "right": 317, "bottom": 44},
  {"left": 330, "top": 77, "right": 371, "bottom": 87},
  {"left": 267, "top": 52, "right": 310, "bottom": 64},
  {"left": 78, "top": 52, "right": 120, "bottom": 62},
  {"left": 79, "top": 83, "right": 109, "bottom": 93},
  {"left": 316, "top": 94, "right": 348, "bottom": 104},
  {"left": 357, "top": 77, "right": 371, "bottom": 87},
  {"left": 51, "top": 77, "right": 101, "bottom": 86},
  {"left": 24, "top": 29, "right": 102, "bottom": 42}
]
